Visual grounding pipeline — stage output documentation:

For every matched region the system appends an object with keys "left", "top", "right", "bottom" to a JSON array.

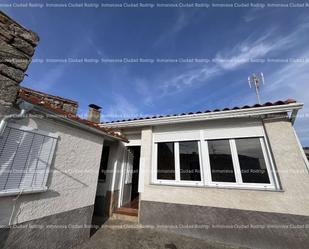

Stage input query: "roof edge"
[
  {"left": 100, "top": 101, "right": 303, "bottom": 128},
  {"left": 17, "top": 93, "right": 128, "bottom": 142}
]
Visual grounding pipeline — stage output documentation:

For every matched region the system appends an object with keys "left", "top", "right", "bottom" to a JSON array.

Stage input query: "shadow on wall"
[
  {"left": 0, "top": 125, "right": 61, "bottom": 226},
  {"left": 0, "top": 115, "right": 101, "bottom": 227}
]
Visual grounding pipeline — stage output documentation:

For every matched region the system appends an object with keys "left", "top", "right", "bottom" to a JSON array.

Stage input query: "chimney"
[{"left": 87, "top": 104, "right": 102, "bottom": 123}]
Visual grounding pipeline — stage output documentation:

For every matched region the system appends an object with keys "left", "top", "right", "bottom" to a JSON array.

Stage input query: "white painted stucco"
[
  {"left": 133, "top": 118, "right": 309, "bottom": 216},
  {"left": 0, "top": 115, "right": 104, "bottom": 226},
  {"left": 98, "top": 141, "right": 127, "bottom": 199}
]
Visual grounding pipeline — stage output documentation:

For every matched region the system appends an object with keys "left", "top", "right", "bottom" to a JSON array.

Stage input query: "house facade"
[
  {"left": 1, "top": 10, "right": 309, "bottom": 249},
  {"left": 0, "top": 88, "right": 128, "bottom": 249},
  {"left": 101, "top": 100, "right": 309, "bottom": 249}
]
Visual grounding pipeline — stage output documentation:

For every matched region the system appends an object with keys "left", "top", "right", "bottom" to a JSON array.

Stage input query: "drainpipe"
[{"left": 0, "top": 100, "right": 34, "bottom": 137}]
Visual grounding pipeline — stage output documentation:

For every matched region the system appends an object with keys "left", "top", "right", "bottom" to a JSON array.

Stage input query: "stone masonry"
[
  {"left": 0, "top": 11, "right": 39, "bottom": 115},
  {"left": 20, "top": 87, "right": 79, "bottom": 114}
]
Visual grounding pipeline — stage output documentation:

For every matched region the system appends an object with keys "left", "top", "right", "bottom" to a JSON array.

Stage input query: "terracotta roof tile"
[
  {"left": 21, "top": 87, "right": 78, "bottom": 105},
  {"left": 103, "top": 99, "right": 297, "bottom": 124},
  {"left": 18, "top": 89, "right": 128, "bottom": 142}
]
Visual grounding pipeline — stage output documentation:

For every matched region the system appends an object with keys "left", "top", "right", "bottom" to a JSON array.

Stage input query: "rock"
[
  {"left": 8, "top": 23, "right": 39, "bottom": 46},
  {"left": 0, "top": 63, "right": 24, "bottom": 82},
  {"left": 0, "top": 24, "right": 13, "bottom": 42},
  {"left": 11, "top": 37, "right": 35, "bottom": 56},
  {"left": 0, "top": 74, "right": 19, "bottom": 103},
  {"left": 0, "top": 11, "right": 39, "bottom": 108},
  {"left": 0, "top": 11, "right": 39, "bottom": 46},
  {"left": 0, "top": 40, "right": 30, "bottom": 70}
]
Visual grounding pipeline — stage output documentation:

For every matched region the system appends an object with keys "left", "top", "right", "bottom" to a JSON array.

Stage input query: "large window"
[
  {"left": 153, "top": 135, "right": 277, "bottom": 190},
  {"left": 156, "top": 141, "right": 202, "bottom": 183}
]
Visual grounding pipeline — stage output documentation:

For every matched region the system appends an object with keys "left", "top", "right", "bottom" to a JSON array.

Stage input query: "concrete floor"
[{"left": 75, "top": 219, "right": 250, "bottom": 249}]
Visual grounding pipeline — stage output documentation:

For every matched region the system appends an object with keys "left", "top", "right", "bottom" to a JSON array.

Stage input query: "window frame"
[
  {"left": 152, "top": 132, "right": 279, "bottom": 191},
  {"left": 206, "top": 137, "right": 276, "bottom": 190},
  {"left": 0, "top": 123, "right": 58, "bottom": 197},
  {"left": 153, "top": 141, "right": 204, "bottom": 186}
]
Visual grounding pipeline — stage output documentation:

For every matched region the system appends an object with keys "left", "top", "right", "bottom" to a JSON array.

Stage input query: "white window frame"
[
  {"left": 0, "top": 123, "right": 58, "bottom": 197},
  {"left": 153, "top": 141, "right": 204, "bottom": 186},
  {"left": 152, "top": 131, "right": 279, "bottom": 191},
  {"left": 206, "top": 137, "right": 276, "bottom": 190}
]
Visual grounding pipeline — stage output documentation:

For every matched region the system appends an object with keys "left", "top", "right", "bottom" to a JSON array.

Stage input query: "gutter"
[
  {"left": 101, "top": 103, "right": 304, "bottom": 128},
  {"left": 0, "top": 101, "right": 34, "bottom": 137}
]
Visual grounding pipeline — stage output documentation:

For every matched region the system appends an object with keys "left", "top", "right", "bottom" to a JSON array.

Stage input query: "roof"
[
  {"left": 18, "top": 88, "right": 128, "bottom": 142},
  {"left": 103, "top": 99, "right": 297, "bottom": 124},
  {"left": 21, "top": 87, "right": 78, "bottom": 105},
  {"left": 101, "top": 99, "right": 303, "bottom": 128}
]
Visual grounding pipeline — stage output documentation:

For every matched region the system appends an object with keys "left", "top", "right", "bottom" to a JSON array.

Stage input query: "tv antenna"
[{"left": 248, "top": 73, "right": 265, "bottom": 104}]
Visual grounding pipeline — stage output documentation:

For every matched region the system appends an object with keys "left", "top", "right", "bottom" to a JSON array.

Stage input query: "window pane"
[
  {"left": 157, "top": 142, "right": 175, "bottom": 180},
  {"left": 179, "top": 141, "right": 201, "bottom": 181},
  {"left": 208, "top": 140, "right": 236, "bottom": 182},
  {"left": 236, "top": 138, "right": 270, "bottom": 184}
]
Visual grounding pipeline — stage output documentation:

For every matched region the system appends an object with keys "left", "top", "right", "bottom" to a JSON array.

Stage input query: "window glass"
[
  {"left": 179, "top": 141, "right": 201, "bottom": 181},
  {"left": 157, "top": 142, "right": 175, "bottom": 180},
  {"left": 208, "top": 140, "right": 236, "bottom": 182},
  {"left": 236, "top": 138, "right": 270, "bottom": 184}
]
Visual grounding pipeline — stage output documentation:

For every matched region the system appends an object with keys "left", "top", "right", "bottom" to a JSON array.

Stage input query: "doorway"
[
  {"left": 116, "top": 146, "right": 140, "bottom": 216},
  {"left": 129, "top": 146, "right": 140, "bottom": 205}
]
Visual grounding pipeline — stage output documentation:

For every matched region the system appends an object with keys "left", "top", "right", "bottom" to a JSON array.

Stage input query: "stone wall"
[
  {"left": 20, "top": 87, "right": 79, "bottom": 114},
  {"left": 0, "top": 11, "right": 39, "bottom": 114}
]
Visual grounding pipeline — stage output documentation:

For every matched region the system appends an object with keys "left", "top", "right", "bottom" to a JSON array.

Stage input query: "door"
[{"left": 119, "top": 149, "right": 134, "bottom": 207}]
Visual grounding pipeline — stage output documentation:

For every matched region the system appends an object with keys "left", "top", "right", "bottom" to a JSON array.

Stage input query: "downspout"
[
  {"left": 290, "top": 109, "right": 299, "bottom": 125},
  {"left": 0, "top": 100, "right": 34, "bottom": 137}
]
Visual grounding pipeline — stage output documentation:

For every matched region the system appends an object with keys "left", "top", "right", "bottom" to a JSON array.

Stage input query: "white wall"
[
  {"left": 137, "top": 118, "right": 309, "bottom": 216},
  {"left": 0, "top": 116, "right": 104, "bottom": 225}
]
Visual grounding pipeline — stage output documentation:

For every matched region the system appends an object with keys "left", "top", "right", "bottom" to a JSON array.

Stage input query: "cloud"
[
  {"left": 154, "top": 10, "right": 198, "bottom": 46},
  {"left": 160, "top": 66, "right": 220, "bottom": 96},
  {"left": 102, "top": 94, "right": 141, "bottom": 121},
  {"left": 213, "top": 30, "right": 298, "bottom": 70},
  {"left": 85, "top": 37, "right": 105, "bottom": 57},
  {"left": 265, "top": 51, "right": 309, "bottom": 146}
]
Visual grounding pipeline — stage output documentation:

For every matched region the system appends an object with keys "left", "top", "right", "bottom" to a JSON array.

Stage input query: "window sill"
[
  {"left": 0, "top": 187, "right": 48, "bottom": 197},
  {"left": 150, "top": 182, "right": 283, "bottom": 192}
]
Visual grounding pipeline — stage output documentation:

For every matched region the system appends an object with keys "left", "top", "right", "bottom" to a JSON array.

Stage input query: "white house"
[
  {"left": 2, "top": 9, "right": 308, "bottom": 249},
  {"left": 1, "top": 85, "right": 309, "bottom": 249},
  {"left": 100, "top": 99, "right": 309, "bottom": 249},
  {"left": 0, "top": 88, "right": 128, "bottom": 249}
]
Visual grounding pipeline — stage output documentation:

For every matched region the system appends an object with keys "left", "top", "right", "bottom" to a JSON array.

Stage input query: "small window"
[
  {"left": 0, "top": 125, "right": 57, "bottom": 195},
  {"left": 236, "top": 138, "right": 270, "bottom": 184},
  {"left": 179, "top": 141, "right": 201, "bottom": 181},
  {"left": 157, "top": 142, "right": 175, "bottom": 180},
  {"left": 208, "top": 140, "right": 236, "bottom": 182}
]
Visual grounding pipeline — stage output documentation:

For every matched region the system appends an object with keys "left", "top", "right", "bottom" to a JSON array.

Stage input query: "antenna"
[{"left": 247, "top": 73, "right": 265, "bottom": 104}]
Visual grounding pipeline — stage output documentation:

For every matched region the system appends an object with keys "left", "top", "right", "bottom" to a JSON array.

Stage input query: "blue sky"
[{"left": 2, "top": 1, "right": 309, "bottom": 145}]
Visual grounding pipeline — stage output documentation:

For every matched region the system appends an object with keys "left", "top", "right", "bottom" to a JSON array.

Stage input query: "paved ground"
[{"left": 75, "top": 219, "right": 249, "bottom": 249}]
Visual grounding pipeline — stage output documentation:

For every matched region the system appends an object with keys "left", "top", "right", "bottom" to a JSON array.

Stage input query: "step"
[
  {"left": 114, "top": 207, "right": 138, "bottom": 216},
  {"left": 111, "top": 213, "right": 138, "bottom": 223}
]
